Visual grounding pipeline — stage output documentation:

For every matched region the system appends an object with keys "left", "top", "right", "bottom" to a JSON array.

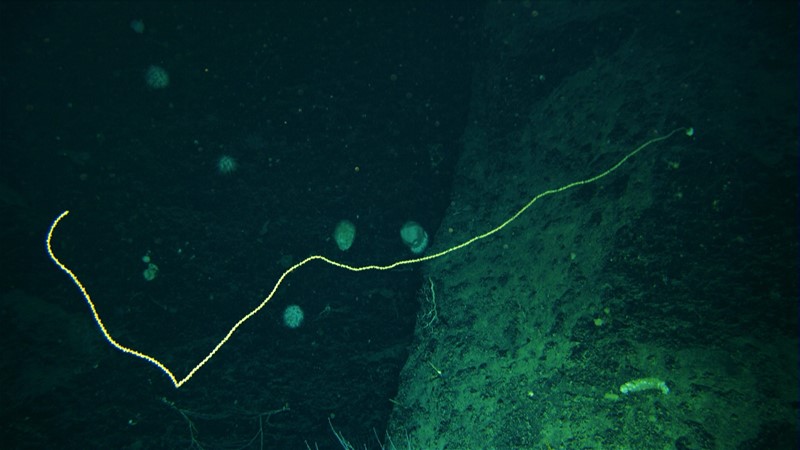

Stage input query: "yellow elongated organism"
[
  {"left": 620, "top": 377, "right": 670, "bottom": 395},
  {"left": 46, "top": 127, "right": 693, "bottom": 388}
]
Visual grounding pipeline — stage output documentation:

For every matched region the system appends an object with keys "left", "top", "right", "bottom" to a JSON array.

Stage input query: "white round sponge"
[
  {"left": 333, "top": 220, "right": 356, "bottom": 251},
  {"left": 282, "top": 305, "right": 304, "bottom": 329},
  {"left": 400, "top": 221, "right": 429, "bottom": 254}
]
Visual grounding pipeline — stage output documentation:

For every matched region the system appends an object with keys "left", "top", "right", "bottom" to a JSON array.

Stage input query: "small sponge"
[{"left": 400, "top": 221, "right": 429, "bottom": 254}]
